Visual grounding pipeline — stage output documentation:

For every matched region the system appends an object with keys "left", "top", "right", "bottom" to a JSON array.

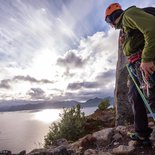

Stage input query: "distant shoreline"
[{"left": 0, "top": 97, "right": 114, "bottom": 112}]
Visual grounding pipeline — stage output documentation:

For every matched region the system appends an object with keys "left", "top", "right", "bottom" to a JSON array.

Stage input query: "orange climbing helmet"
[{"left": 105, "top": 3, "right": 123, "bottom": 24}]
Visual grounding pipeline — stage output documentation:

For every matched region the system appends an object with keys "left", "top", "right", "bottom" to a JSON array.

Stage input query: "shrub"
[
  {"left": 98, "top": 98, "right": 110, "bottom": 111},
  {"left": 44, "top": 104, "right": 86, "bottom": 147}
]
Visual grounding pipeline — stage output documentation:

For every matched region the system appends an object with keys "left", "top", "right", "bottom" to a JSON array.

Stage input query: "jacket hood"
[{"left": 115, "top": 6, "right": 136, "bottom": 29}]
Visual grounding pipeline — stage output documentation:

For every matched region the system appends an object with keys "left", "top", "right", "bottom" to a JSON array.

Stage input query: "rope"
[{"left": 126, "top": 64, "right": 155, "bottom": 121}]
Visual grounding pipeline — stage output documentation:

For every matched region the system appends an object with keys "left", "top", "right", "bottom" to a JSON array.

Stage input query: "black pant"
[{"left": 128, "top": 61, "right": 155, "bottom": 136}]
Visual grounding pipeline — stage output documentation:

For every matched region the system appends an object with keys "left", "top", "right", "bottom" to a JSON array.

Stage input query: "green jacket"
[{"left": 117, "top": 6, "right": 155, "bottom": 62}]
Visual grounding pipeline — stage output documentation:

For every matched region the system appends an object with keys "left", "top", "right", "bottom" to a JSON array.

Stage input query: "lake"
[{"left": 0, "top": 107, "right": 97, "bottom": 153}]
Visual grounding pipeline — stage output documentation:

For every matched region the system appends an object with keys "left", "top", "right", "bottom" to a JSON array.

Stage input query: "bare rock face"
[
  {"left": 114, "top": 31, "right": 133, "bottom": 126},
  {"left": 115, "top": 126, "right": 128, "bottom": 135}
]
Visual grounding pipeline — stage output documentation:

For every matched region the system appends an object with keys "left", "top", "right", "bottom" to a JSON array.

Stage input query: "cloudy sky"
[{"left": 0, "top": 0, "right": 155, "bottom": 102}]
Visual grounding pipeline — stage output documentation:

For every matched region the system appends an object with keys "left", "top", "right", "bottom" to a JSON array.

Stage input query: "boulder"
[
  {"left": 112, "top": 145, "right": 135, "bottom": 155},
  {"left": 115, "top": 126, "right": 127, "bottom": 135},
  {"left": 128, "top": 140, "right": 137, "bottom": 147},
  {"left": 18, "top": 150, "right": 26, "bottom": 155},
  {"left": 52, "top": 138, "right": 68, "bottom": 146},
  {"left": 92, "top": 128, "right": 114, "bottom": 146},
  {"left": 98, "top": 152, "right": 112, "bottom": 155},
  {"left": 84, "top": 149, "right": 97, "bottom": 155},
  {"left": 28, "top": 146, "right": 75, "bottom": 155},
  {"left": 80, "top": 134, "right": 97, "bottom": 149},
  {"left": 112, "top": 133, "right": 123, "bottom": 141}
]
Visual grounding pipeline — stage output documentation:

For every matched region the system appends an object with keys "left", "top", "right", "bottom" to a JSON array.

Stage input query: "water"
[{"left": 0, "top": 107, "right": 97, "bottom": 153}]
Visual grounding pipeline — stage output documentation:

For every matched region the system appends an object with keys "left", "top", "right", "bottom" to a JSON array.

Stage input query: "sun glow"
[{"left": 32, "top": 109, "right": 62, "bottom": 123}]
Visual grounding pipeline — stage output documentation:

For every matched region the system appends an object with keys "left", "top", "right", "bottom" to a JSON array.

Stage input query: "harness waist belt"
[{"left": 128, "top": 51, "right": 142, "bottom": 63}]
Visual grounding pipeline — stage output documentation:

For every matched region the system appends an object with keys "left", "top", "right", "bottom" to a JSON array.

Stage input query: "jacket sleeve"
[{"left": 123, "top": 7, "right": 155, "bottom": 62}]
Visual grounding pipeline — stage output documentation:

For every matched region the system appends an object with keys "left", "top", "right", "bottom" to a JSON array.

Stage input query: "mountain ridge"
[{"left": 0, "top": 96, "right": 114, "bottom": 112}]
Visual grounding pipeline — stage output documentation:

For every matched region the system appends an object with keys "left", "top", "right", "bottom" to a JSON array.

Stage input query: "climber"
[{"left": 104, "top": 3, "right": 155, "bottom": 146}]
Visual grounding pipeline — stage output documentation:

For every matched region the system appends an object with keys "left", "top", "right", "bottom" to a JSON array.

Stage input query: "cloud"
[
  {"left": 0, "top": 29, "right": 118, "bottom": 101},
  {"left": 56, "top": 30, "right": 118, "bottom": 77},
  {"left": 67, "top": 81, "right": 99, "bottom": 90},
  {"left": 0, "top": 0, "right": 81, "bottom": 68},
  {"left": 0, "top": 0, "right": 121, "bottom": 101},
  {"left": 52, "top": 87, "right": 113, "bottom": 102},
  {"left": 0, "top": 75, "right": 53, "bottom": 91},
  {"left": 13, "top": 75, "right": 53, "bottom": 84},
  {"left": 26, "top": 88, "right": 46, "bottom": 100},
  {"left": 0, "top": 79, "right": 11, "bottom": 89},
  {"left": 96, "top": 69, "right": 116, "bottom": 83},
  {"left": 57, "top": 50, "right": 85, "bottom": 68},
  {"left": 67, "top": 69, "right": 115, "bottom": 94}
]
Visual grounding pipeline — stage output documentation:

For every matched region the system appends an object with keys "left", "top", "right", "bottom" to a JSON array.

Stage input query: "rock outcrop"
[
  {"left": 27, "top": 125, "right": 155, "bottom": 155},
  {"left": 114, "top": 31, "right": 133, "bottom": 126}
]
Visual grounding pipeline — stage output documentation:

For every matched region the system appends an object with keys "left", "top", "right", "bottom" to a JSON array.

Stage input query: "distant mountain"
[
  {"left": 0, "top": 100, "right": 80, "bottom": 112},
  {"left": 0, "top": 100, "right": 35, "bottom": 108},
  {"left": 81, "top": 97, "right": 103, "bottom": 107},
  {"left": 0, "top": 97, "right": 114, "bottom": 112}
]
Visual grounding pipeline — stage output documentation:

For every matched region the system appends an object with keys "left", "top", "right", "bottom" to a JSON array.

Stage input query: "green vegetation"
[
  {"left": 98, "top": 98, "right": 110, "bottom": 111},
  {"left": 44, "top": 104, "right": 86, "bottom": 147}
]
